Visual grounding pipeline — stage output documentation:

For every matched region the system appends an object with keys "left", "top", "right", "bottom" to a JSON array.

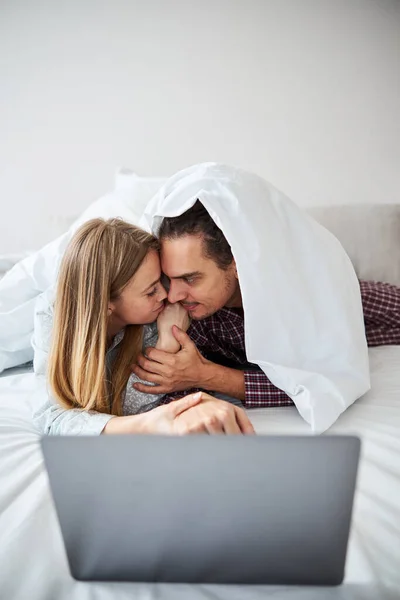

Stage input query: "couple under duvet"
[{"left": 34, "top": 164, "right": 400, "bottom": 436}]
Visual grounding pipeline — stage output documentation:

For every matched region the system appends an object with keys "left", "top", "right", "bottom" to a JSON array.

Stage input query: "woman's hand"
[
  {"left": 103, "top": 392, "right": 203, "bottom": 435},
  {"left": 103, "top": 392, "right": 255, "bottom": 435},
  {"left": 172, "top": 393, "right": 255, "bottom": 435},
  {"left": 155, "top": 302, "right": 190, "bottom": 353}
]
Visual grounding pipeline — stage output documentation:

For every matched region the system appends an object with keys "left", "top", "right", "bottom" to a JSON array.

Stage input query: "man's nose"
[{"left": 168, "top": 282, "right": 186, "bottom": 304}]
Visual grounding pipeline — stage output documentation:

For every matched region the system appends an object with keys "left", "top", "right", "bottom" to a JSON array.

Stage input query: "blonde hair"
[{"left": 48, "top": 218, "right": 159, "bottom": 416}]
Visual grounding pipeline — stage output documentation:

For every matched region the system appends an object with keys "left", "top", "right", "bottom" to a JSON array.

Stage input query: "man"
[{"left": 132, "top": 201, "right": 400, "bottom": 407}]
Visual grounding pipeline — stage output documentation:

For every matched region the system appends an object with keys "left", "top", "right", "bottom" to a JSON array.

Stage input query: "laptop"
[{"left": 41, "top": 435, "right": 360, "bottom": 585}]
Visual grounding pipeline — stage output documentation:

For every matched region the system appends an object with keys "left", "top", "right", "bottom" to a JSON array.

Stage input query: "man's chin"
[
  {"left": 187, "top": 307, "right": 214, "bottom": 321},
  {"left": 189, "top": 314, "right": 203, "bottom": 321}
]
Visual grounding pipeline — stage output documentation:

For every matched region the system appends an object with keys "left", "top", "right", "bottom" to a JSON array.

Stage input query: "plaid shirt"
[{"left": 163, "top": 280, "right": 400, "bottom": 408}]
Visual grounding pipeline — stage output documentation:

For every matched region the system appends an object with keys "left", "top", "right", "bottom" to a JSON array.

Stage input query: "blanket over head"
[{"left": 141, "top": 163, "right": 370, "bottom": 432}]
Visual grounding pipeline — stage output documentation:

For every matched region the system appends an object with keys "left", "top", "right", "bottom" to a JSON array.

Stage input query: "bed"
[
  {"left": 1, "top": 191, "right": 400, "bottom": 599},
  {"left": 1, "top": 347, "right": 399, "bottom": 600}
]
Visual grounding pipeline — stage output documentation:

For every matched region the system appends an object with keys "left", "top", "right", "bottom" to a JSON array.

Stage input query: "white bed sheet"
[{"left": 0, "top": 348, "right": 399, "bottom": 600}]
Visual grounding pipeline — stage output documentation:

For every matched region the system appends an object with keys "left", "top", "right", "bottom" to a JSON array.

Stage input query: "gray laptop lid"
[{"left": 41, "top": 435, "right": 360, "bottom": 585}]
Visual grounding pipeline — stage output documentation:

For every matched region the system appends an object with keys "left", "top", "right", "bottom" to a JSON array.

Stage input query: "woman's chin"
[{"left": 142, "top": 317, "right": 158, "bottom": 325}]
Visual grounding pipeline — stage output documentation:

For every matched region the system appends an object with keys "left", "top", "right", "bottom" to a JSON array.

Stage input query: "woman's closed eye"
[{"left": 147, "top": 287, "right": 158, "bottom": 297}]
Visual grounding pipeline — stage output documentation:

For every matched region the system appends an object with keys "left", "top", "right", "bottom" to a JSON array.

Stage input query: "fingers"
[
  {"left": 194, "top": 392, "right": 216, "bottom": 403},
  {"left": 202, "top": 401, "right": 253, "bottom": 435},
  {"left": 136, "top": 356, "right": 165, "bottom": 375},
  {"left": 180, "top": 401, "right": 241, "bottom": 435},
  {"left": 132, "top": 365, "right": 163, "bottom": 383},
  {"left": 171, "top": 326, "right": 193, "bottom": 347},
  {"left": 166, "top": 396, "right": 255, "bottom": 437},
  {"left": 220, "top": 409, "right": 242, "bottom": 434},
  {"left": 144, "top": 348, "right": 175, "bottom": 365},
  {"left": 198, "top": 399, "right": 247, "bottom": 435},
  {"left": 204, "top": 415, "right": 226, "bottom": 435},
  {"left": 176, "top": 421, "right": 209, "bottom": 435},
  {"left": 234, "top": 406, "right": 256, "bottom": 434},
  {"left": 169, "top": 392, "right": 203, "bottom": 417}
]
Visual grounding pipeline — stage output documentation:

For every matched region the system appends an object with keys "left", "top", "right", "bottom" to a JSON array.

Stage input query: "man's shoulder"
[
  {"left": 190, "top": 307, "right": 244, "bottom": 332},
  {"left": 209, "top": 306, "right": 244, "bottom": 322},
  {"left": 188, "top": 307, "right": 246, "bottom": 355}
]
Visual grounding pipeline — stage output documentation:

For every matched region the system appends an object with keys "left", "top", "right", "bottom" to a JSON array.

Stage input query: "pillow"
[
  {"left": 0, "top": 232, "right": 71, "bottom": 373},
  {"left": 113, "top": 167, "right": 166, "bottom": 216},
  {"left": 0, "top": 171, "right": 166, "bottom": 373}
]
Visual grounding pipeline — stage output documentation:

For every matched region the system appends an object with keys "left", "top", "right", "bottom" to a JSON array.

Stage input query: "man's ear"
[{"left": 233, "top": 259, "right": 239, "bottom": 280}]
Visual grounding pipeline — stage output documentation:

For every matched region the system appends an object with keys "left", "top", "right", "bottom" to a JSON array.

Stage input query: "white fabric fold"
[{"left": 141, "top": 163, "right": 370, "bottom": 432}]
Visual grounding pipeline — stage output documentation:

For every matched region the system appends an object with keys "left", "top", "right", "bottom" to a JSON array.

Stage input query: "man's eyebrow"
[
  {"left": 142, "top": 278, "right": 160, "bottom": 293},
  {"left": 169, "top": 271, "right": 202, "bottom": 280}
]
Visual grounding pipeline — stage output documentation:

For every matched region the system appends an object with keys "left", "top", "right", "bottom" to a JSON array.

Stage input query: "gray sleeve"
[
  {"left": 122, "top": 323, "right": 165, "bottom": 415},
  {"left": 33, "top": 395, "right": 114, "bottom": 436},
  {"left": 143, "top": 322, "right": 158, "bottom": 348},
  {"left": 32, "top": 313, "right": 161, "bottom": 430}
]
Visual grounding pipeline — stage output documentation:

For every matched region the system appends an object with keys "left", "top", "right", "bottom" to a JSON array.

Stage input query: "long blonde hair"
[{"left": 48, "top": 218, "right": 159, "bottom": 416}]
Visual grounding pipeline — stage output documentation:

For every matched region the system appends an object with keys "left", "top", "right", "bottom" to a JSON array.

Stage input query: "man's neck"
[{"left": 224, "top": 283, "right": 242, "bottom": 309}]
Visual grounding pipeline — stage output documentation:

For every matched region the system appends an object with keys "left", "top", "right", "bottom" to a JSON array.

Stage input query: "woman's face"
[{"left": 109, "top": 250, "right": 167, "bottom": 330}]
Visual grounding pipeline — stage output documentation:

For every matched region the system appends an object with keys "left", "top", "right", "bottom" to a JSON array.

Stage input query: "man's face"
[{"left": 160, "top": 234, "right": 240, "bottom": 320}]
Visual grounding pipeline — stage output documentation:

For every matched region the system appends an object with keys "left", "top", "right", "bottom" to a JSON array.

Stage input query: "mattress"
[{"left": 0, "top": 347, "right": 399, "bottom": 600}]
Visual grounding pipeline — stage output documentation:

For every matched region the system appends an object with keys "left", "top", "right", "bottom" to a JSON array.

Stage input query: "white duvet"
[
  {"left": 143, "top": 163, "right": 370, "bottom": 432},
  {"left": 0, "top": 346, "right": 399, "bottom": 600},
  {"left": 0, "top": 163, "right": 370, "bottom": 431}
]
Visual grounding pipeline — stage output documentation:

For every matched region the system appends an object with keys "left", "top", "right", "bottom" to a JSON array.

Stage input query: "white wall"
[{"left": 1, "top": 0, "right": 399, "bottom": 253}]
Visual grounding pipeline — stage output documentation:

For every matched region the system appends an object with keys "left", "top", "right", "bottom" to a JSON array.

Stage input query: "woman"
[{"left": 33, "top": 218, "right": 254, "bottom": 436}]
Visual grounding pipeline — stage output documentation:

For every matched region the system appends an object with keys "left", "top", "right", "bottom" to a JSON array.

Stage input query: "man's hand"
[{"left": 132, "top": 325, "right": 209, "bottom": 395}]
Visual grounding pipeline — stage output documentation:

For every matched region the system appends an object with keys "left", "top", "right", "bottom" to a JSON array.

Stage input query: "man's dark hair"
[{"left": 158, "top": 201, "right": 233, "bottom": 270}]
